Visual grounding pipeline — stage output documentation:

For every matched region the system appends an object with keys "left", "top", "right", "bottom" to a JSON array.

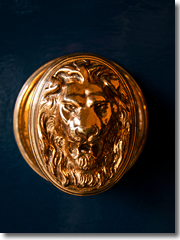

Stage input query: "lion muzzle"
[{"left": 68, "top": 107, "right": 102, "bottom": 143}]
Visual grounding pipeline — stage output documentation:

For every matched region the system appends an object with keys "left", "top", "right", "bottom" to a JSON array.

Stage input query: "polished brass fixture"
[{"left": 13, "top": 53, "right": 148, "bottom": 196}]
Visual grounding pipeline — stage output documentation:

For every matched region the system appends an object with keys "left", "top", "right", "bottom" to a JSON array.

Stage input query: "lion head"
[{"left": 38, "top": 59, "right": 131, "bottom": 190}]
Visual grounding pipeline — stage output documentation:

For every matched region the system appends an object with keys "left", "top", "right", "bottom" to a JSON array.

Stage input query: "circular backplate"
[{"left": 14, "top": 53, "right": 148, "bottom": 196}]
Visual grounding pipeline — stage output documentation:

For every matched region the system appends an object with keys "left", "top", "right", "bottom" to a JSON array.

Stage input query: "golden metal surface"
[{"left": 13, "top": 53, "right": 148, "bottom": 196}]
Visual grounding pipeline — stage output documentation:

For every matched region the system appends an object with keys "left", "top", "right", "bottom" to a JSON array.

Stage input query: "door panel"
[{"left": 0, "top": 0, "right": 175, "bottom": 233}]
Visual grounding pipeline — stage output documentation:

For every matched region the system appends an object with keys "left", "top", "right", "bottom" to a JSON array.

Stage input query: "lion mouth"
[
  {"left": 68, "top": 141, "right": 103, "bottom": 156},
  {"left": 67, "top": 142, "right": 96, "bottom": 170},
  {"left": 67, "top": 140, "right": 104, "bottom": 171}
]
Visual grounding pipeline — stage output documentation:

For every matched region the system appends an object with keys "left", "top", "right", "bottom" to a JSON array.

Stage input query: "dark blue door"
[{"left": 0, "top": 0, "right": 175, "bottom": 233}]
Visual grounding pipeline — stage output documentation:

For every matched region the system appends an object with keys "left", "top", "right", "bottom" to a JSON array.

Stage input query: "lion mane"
[{"left": 37, "top": 60, "right": 131, "bottom": 189}]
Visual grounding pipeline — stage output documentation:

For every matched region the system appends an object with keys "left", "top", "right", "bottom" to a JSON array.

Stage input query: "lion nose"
[
  {"left": 75, "top": 125, "right": 98, "bottom": 142},
  {"left": 73, "top": 107, "right": 101, "bottom": 142}
]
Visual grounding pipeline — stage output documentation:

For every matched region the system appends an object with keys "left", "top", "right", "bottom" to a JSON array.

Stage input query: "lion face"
[
  {"left": 59, "top": 81, "right": 114, "bottom": 172},
  {"left": 38, "top": 59, "right": 131, "bottom": 190}
]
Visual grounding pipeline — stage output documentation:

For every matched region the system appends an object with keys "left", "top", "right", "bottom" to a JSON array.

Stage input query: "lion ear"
[
  {"left": 112, "top": 103, "right": 118, "bottom": 114},
  {"left": 108, "top": 73, "right": 120, "bottom": 93},
  {"left": 52, "top": 72, "right": 67, "bottom": 86}
]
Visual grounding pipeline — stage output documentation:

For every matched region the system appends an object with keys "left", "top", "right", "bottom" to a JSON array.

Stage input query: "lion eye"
[
  {"left": 64, "top": 103, "right": 76, "bottom": 112},
  {"left": 94, "top": 103, "right": 108, "bottom": 115}
]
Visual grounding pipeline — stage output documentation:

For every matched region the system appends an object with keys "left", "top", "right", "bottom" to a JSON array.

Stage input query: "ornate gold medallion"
[{"left": 13, "top": 53, "right": 148, "bottom": 196}]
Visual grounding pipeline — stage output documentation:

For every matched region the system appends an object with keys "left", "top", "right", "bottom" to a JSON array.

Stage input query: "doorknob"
[{"left": 13, "top": 53, "right": 148, "bottom": 196}]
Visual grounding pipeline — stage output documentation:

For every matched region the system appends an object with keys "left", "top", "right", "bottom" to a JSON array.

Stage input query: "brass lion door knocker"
[{"left": 13, "top": 53, "right": 148, "bottom": 196}]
